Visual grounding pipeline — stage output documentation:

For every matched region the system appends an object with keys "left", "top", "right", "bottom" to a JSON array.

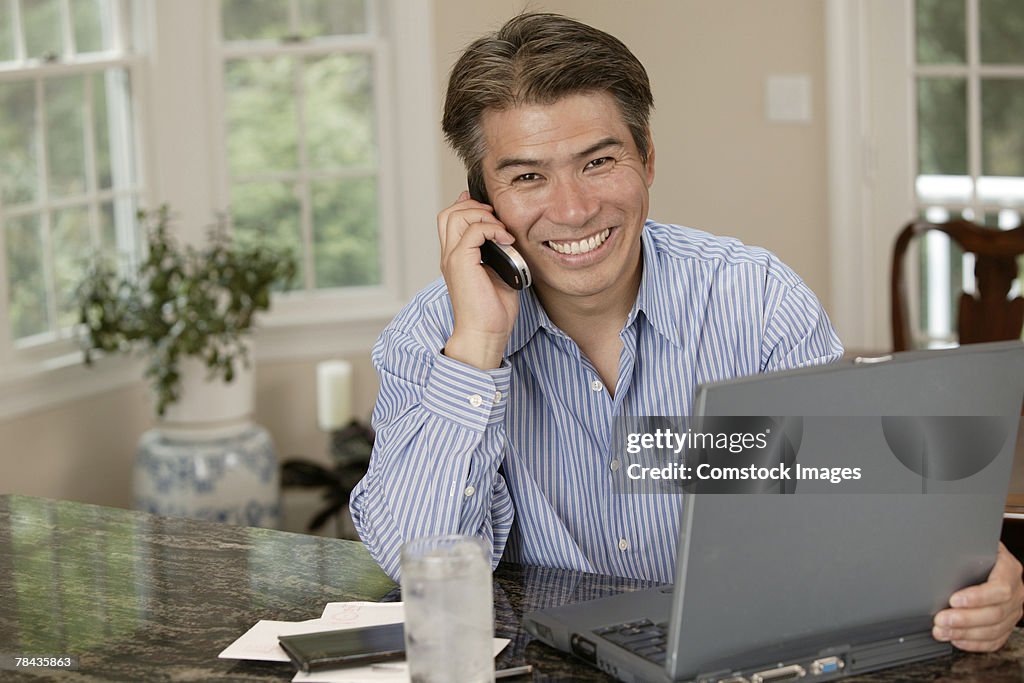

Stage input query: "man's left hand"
[{"left": 933, "top": 542, "right": 1024, "bottom": 652}]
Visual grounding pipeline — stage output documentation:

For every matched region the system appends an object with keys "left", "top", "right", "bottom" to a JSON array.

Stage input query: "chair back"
[{"left": 891, "top": 219, "right": 1024, "bottom": 351}]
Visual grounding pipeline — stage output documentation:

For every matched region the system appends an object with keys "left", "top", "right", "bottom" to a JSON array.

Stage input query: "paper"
[
  {"left": 219, "top": 601, "right": 510, "bottom": 683},
  {"left": 219, "top": 602, "right": 406, "bottom": 662},
  {"left": 292, "top": 639, "right": 510, "bottom": 683}
]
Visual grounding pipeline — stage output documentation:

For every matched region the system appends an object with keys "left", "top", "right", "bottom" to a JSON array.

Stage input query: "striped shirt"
[{"left": 350, "top": 220, "right": 843, "bottom": 582}]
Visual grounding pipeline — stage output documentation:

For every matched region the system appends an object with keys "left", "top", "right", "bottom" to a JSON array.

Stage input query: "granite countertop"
[{"left": 0, "top": 495, "right": 1021, "bottom": 681}]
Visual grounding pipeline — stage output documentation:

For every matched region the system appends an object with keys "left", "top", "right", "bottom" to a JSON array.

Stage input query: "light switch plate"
[{"left": 765, "top": 74, "right": 812, "bottom": 123}]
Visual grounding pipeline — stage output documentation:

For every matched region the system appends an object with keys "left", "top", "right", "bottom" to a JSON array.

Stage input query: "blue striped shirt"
[{"left": 350, "top": 221, "right": 843, "bottom": 582}]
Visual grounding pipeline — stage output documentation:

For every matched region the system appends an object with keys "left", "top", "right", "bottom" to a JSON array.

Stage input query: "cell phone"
[
  {"left": 277, "top": 623, "right": 405, "bottom": 673},
  {"left": 468, "top": 178, "right": 532, "bottom": 290}
]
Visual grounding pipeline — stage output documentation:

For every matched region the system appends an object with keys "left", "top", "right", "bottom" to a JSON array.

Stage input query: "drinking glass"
[{"left": 400, "top": 534, "right": 494, "bottom": 682}]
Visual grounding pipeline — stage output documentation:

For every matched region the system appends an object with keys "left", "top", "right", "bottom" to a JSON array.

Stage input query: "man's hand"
[
  {"left": 933, "top": 542, "right": 1024, "bottom": 652},
  {"left": 438, "top": 191, "right": 521, "bottom": 370}
]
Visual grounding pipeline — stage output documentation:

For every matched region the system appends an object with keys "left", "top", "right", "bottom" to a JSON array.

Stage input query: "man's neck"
[{"left": 535, "top": 260, "right": 643, "bottom": 346}]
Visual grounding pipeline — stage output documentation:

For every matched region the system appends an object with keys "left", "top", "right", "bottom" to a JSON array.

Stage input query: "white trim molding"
[{"left": 826, "top": 0, "right": 915, "bottom": 351}]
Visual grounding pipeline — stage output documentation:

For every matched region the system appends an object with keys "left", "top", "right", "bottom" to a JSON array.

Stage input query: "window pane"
[
  {"left": 230, "top": 181, "right": 303, "bottom": 288},
  {"left": 983, "top": 209, "right": 1022, "bottom": 230},
  {"left": 222, "top": 0, "right": 289, "bottom": 41},
  {"left": 92, "top": 69, "right": 136, "bottom": 191},
  {"left": 225, "top": 57, "right": 297, "bottom": 176},
  {"left": 916, "top": 0, "right": 966, "bottom": 64},
  {"left": 0, "top": 80, "right": 39, "bottom": 205},
  {"left": 917, "top": 77, "right": 968, "bottom": 175},
  {"left": 4, "top": 213, "right": 49, "bottom": 338},
  {"left": 980, "top": 0, "right": 1024, "bottom": 64},
  {"left": 305, "top": 54, "right": 375, "bottom": 169},
  {"left": 72, "top": 0, "right": 110, "bottom": 54},
  {"left": 100, "top": 201, "right": 116, "bottom": 249},
  {"left": 299, "top": 0, "right": 367, "bottom": 37},
  {"left": 981, "top": 78, "right": 1024, "bottom": 177},
  {"left": 0, "top": 0, "right": 15, "bottom": 61},
  {"left": 23, "top": 0, "right": 62, "bottom": 59},
  {"left": 46, "top": 74, "right": 88, "bottom": 198},
  {"left": 312, "top": 176, "right": 379, "bottom": 287},
  {"left": 51, "top": 206, "right": 92, "bottom": 328},
  {"left": 92, "top": 72, "right": 112, "bottom": 188}
]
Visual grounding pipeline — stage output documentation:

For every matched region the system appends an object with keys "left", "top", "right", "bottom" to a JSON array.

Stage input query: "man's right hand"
[{"left": 438, "top": 191, "right": 521, "bottom": 370}]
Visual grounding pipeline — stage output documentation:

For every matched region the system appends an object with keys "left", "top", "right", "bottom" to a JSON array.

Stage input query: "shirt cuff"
[{"left": 421, "top": 352, "right": 512, "bottom": 431}]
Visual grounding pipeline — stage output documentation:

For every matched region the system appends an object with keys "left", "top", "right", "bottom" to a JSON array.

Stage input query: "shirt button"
[
  {"left": 609, "top": 459, "right": 621, "bottom": 472},
  {"left": 464, "top": 485, "right": 475, "bottom": 497},
  {"left": 493, "top": 390, "right": 502, "bottom": 403},
  {"left": 468, "top": 394, "right": 483, "bottom": 407},
  {"left": 618, "top": 538, "right": 629, "bottom": 551},
  {"left": 590, "top": 380, "right": 603, "bottom": 392}
]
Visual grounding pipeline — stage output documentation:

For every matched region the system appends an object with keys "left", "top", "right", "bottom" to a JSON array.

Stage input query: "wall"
[{"left": 0, "top": 0, "right": 834, "bottom": 509}]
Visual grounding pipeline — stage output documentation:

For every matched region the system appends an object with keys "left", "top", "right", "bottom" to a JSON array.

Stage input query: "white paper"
[
  {"left": 219, "top": 601, "right": 509, "bottom": 683},
  {"left": 218, "top": 602, "right": 405, "bottom": 662},
  {"left": 291, "top": 638, "right": 511, "bottom": 683}
]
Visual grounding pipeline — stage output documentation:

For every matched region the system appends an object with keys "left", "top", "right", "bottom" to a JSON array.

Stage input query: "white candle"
[{"left": 316, "top": 360, "right": 353, "bottom": 431}]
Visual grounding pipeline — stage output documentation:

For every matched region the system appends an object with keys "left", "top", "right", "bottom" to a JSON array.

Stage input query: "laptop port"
[
  {"left": 811, "top": 656, "right": 845, "bottom": 675},
  {"left": 570, "top": 633, "right": 597, "bottom": 664},
  {"left": 751, "top": 664, "right": 806, "bottom": 683},
  {"left": 715, "top": 677, "right": 749, "bottom": 683}
]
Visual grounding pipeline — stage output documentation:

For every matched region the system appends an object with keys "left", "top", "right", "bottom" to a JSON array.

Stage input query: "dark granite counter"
[{"left": 0, "top": 495, "right": 1020, "bottom": 681}]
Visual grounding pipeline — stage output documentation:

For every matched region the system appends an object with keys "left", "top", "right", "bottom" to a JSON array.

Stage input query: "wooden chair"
[{"left": 891, "top": 219, "right": 1024, "bottom": 351}]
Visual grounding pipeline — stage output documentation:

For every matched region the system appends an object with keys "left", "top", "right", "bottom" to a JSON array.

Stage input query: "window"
[
  {"left": 0, "top": 0, "right": 438, "bottom": 419},
  {"left": 913, "top": 0, "right": 1024, "bottom": 345},
  {"left": 0, "top": 0, "right": 142, "bottom": 353},
  {"left": 219, "top": 0, "right": 386, "bottom": 294},
  {"left": 826, "top": 0, "right": 1024, "bottom": 351}
]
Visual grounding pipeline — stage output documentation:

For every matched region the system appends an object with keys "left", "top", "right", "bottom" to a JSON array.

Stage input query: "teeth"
[{"left": 549, "top": 228, "right": 611, "bottom": 255}]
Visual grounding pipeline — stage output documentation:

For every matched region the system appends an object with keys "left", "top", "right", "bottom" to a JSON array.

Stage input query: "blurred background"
[{"left": 0, "top": 0, "right": 1021, "bottom": 517}]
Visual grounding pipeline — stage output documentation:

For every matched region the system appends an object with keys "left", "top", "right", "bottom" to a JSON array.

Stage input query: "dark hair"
[{"left": 442, "top": 12, "right": 654, "bottom": 202}]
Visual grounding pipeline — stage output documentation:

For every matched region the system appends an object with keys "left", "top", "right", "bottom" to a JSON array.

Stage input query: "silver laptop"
[{"left": 523, "top": 341, "right": 1024, "bottom": 683}]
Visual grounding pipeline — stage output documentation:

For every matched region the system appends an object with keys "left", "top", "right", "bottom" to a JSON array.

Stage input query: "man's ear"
[{"left": 644, "top": 133, "right": 656, "bottom": 187}]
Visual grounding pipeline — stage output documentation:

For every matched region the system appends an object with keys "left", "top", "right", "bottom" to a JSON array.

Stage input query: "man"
[{"left": 350, "top": 12, "right": 1023, "bottom": 652}]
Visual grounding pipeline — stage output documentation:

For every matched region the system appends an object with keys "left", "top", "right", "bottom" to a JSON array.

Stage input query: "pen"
[{"left": 371, "top": 663, "right": 533, "bottom": 678}]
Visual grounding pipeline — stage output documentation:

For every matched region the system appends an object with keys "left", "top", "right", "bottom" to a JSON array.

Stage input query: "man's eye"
[
  {"left": 513, "top": 173, "right": 541, "bottom": 183},
  {"left": 586, "top": 157, "right": 614, "bottom": 170}
]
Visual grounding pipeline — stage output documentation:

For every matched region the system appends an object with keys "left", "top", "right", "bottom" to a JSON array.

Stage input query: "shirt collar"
[
  {"left": 627, "top": 222, "right": 684, "bottom": 348},
  {"left": 504, "top": 220, "right": 683, "bottom": 357}
]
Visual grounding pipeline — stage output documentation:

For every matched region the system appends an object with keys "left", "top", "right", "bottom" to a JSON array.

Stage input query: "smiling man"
[{"left": 350, "top": 12, "right": 1023, "bottom": 652}]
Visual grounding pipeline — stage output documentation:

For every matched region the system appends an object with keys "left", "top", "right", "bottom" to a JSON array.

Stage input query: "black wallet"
[{"left": 278, "top": 623, "right": 406, "bottom": 673}]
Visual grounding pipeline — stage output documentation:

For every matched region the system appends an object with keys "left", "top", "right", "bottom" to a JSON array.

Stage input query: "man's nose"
[{"left": 545, "top": 176, "right": 599, "bottom": 228}]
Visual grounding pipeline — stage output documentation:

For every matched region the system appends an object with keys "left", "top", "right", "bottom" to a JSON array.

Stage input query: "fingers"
[
  {"left": 933, "top": 544, "right": 1024, "bottom": 652},
  {"left": 436, "top": 191, "right": 504, "bottom": 253}
]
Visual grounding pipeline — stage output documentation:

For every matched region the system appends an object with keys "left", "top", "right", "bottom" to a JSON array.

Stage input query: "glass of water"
[{"left": 400, "top": 534, "right": 494, "bottom": 683}]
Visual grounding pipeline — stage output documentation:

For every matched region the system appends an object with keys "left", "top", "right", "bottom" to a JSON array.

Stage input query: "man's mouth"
[{"left": 545, "top": 228, "right": 612, "bottom": 255}]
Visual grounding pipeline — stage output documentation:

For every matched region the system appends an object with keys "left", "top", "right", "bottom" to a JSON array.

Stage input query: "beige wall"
[{"left": 0, "top": 0, "right": 834, "bottom": 508}]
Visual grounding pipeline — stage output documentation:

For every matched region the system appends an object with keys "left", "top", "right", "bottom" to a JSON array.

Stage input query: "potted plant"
[
  {"left": 76, "top": 204, "right": 297, "bottom": 417},
  {"left": 75, "top": 204, "right": 297, "bottom": 528}
]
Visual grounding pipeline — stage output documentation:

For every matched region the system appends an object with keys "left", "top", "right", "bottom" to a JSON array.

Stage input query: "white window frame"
[
  {"left": 0, "top": 0, "right": 149, "bottom": 416},
  {"left": 0, "top": 0, "right": 440, "bottom": 420}
]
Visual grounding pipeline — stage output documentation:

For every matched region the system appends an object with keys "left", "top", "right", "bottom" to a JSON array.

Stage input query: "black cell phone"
[
  {"left": 277, "top": 623, "right": 405, "bottom": 673},
  {"left": 468, "top": 178, "right": 532, "bottom": 290}
]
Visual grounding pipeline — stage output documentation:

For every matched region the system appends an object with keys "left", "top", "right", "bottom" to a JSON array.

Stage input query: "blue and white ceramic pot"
[{"left": 132, "top": 357, "right": 280, "bottom": 528}]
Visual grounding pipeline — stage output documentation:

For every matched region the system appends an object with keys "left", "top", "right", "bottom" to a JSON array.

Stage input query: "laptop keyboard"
[{"left": 593, "top": 619, "right": 669, "bottom": 664}]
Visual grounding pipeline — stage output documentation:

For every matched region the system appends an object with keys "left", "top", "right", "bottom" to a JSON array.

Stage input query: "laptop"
[{"left": 523, "top": 341, "right": 1024, "bottom": 683}]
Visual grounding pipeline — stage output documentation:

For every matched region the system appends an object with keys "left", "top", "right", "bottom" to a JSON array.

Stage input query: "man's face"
[{"left": 479, "top": 92, "right": 655, "bottom": 308}]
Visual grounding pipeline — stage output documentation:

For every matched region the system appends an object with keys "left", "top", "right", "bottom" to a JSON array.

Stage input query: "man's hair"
[{"left": 442, "top": 12, "right": 654, "bottom": 202}]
